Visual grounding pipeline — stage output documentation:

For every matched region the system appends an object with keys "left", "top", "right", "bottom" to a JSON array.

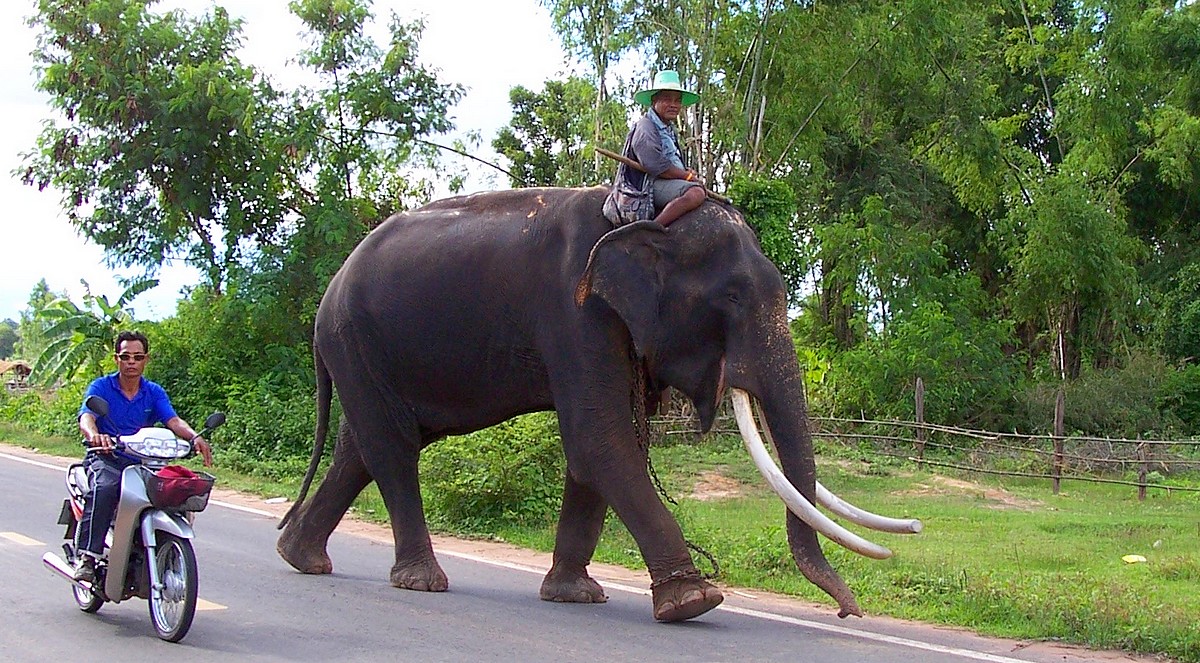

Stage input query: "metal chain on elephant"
[{"left": 629, "top": 347, "right": 721, "bottom": 581}]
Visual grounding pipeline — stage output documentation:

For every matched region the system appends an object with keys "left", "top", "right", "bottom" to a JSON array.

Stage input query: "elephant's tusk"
[
  {"left": 815, "top": 483, "right": 923, "bottom": 534},
  {"left": 730, "top": 389, "right": 893, "bottom": 560},
  {"left": 751, "top": 400, "right": 923, "bottom": 535}
]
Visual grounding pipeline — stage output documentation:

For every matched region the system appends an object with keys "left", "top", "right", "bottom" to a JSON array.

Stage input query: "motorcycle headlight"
[{"left": 124, "top": 430, "right": 191, "bottom": 459}]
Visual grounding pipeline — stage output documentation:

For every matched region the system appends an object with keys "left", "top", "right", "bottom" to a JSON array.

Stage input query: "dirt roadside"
[{"left": 3, "top": 442, "right": 1168, "bottom": 663}]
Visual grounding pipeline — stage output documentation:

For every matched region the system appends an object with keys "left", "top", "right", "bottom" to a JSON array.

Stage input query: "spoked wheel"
[
  {"left": 72, "top": 570, "right": 103, "bottom": 613},
  {"left": 148, "top": 533, "right": 198, "bottom": 642}
]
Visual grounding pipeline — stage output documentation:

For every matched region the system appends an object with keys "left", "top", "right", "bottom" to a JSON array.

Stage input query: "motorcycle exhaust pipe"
[{"left": 42, "top": 552, "right": 95, "bottom": 592}]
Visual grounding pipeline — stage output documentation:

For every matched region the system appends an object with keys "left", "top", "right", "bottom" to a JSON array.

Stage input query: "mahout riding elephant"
[{"left": 277, "top": 186, "right": 920, "bottom": 622}]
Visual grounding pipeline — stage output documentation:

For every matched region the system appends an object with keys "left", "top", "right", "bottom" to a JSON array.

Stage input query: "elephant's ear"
[{"left": 575, "top": 221, "right": 667, "bottom": 357}]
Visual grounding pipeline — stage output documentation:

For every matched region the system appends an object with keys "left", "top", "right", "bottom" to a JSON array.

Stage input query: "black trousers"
[{"left": 75, "top": 452, "right": 136, "bottom": 557}]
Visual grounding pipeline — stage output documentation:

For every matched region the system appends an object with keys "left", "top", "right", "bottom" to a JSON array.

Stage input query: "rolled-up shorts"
[{"left": 652, "top": 178, "right": 702, "bottom": 210}]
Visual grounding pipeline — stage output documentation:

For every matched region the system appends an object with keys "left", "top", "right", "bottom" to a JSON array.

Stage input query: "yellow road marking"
[
  {"left": 196, "top": 598, "right": 227, "bottom": 611},
  {"left": 0, "top": 529, "right": 227, "bottom": 610},
  {"left": 1, "top": 531, "right": 43, "bottom": 546}
]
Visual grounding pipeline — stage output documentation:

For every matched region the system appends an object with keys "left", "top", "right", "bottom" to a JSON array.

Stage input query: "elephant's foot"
[
  {"left": 539, "top": 566, "right": 607, "bottom": 603},
  {"left": 651, "top": 572, "right": 723, "bottom": 622},
  {"left": 390, "top": 558, "right": 449, "bottom": 592},
  {"left": 276, "top": 526, "right": 333, "bottom": 575}
]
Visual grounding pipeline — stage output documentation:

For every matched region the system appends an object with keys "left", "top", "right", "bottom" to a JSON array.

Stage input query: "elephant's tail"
[{"left": 278, "top": 343, "right": 334, "bottom": 530}]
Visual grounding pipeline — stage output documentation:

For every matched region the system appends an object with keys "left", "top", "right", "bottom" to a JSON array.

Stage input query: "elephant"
[{"left": 276, "top": 186, "right": 920, "bottom": 622}]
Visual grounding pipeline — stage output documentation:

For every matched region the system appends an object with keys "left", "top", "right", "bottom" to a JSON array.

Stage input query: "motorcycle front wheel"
[{"left": 148, "top": 533, "right": 198, "bottom": 642}]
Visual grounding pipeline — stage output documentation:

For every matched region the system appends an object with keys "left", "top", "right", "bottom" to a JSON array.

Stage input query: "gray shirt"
[{"left": 629, "top": 109, "right": 684, "bottom": 178}]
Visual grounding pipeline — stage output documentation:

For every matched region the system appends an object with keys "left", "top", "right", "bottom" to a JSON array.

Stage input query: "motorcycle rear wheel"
[
  {"left": 73, "top": 577, "right": 103, "bottom": 613},
  {"left": 148, "top": 533, "right": 198, "bottom": 642}
]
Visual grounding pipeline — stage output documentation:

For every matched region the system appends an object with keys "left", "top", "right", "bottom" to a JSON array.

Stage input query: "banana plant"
[{"left": 31, "top": 278, "right": 159, "bottom": 388}]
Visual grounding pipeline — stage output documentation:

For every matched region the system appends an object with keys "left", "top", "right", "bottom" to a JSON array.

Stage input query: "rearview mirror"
[
  {"left": 84, "top": 395, "right": 110, "bottom": 418},
  {"left": 203, "top": 412, "right": 226, "bottom": 430}
]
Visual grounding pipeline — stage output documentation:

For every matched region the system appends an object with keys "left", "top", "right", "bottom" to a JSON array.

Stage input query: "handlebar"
[{"left": 80, "top": 396, "right": 225, "bottom": 461}]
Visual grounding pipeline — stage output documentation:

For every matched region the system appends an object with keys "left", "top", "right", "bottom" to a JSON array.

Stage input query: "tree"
[
  {"left": 259, "top": 0, "right": 465, "bottom": 333},
  {"left": 1155, "top": 263, "right": 1200, "bottom": 364},
  {"left": 14, "top": 279, "right": 61, "bottom": 363},
  {"left": 492, "top": 77, "right": 625, "bottom": 187},
  {"left": 726, "top": 172, "right": 807, "bottom": 303},
  {"left": 30, "top": 278, "right": 158, "bottom": 387},
  {"left": 23, "top": 0, "right": 464, "bottom": 348},
  {"left": 0, "top": 320, "right": 17, "bottom": 360},
  {"left": 22, "top": 0, "right": 289, "bottom": 293},
  {"left": 541, "top": 0, "right": 638, "bottom": 172}
]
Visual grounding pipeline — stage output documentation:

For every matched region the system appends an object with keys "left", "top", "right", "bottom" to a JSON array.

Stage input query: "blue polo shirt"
[{"left": 79, "top": 373, "right": 178, "bottom": 436}]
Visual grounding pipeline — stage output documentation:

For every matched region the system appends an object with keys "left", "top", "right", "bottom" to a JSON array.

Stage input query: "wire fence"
[{"left": 650, "top": 388, "right": 1200, "bottom": 500}]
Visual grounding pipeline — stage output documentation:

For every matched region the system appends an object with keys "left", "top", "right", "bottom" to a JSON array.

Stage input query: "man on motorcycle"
[{"left": 73, "top": 330, "right": 214, "bottom": 583}]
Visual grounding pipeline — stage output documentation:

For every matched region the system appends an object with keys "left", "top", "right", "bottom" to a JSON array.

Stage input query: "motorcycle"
[{"left": 42, "top": 395, "right": 225, "bottom": 642}]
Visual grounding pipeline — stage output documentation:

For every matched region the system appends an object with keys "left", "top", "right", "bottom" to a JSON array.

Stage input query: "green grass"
[
  {"left": 5, "top": 423, "right": 1197, "bottom": 661},
  {"left": 485, "top": 438, "right": 1200, "bottom": 663}
]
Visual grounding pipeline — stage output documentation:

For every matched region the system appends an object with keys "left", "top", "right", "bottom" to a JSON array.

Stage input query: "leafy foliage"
[
  {"left": 420, "top": 413, "right": 565, "bottom": 529},
  {"left": 0, "top": 381, "right": 84, "bottom": 439},
  {"left": 492, "top": 77, "right": 625, "bottom": 187},
  {"left": 14, "top": 280, "right": 63, "bottom": 363},
  {"left": 254, "top": 0, "right": 464, "bottom": 339},
  {"left": 1155, "top": 263, "right": 1200, "bottom": 364},
  {"left": 212, "top": 379, "right": 319, "bottom": 479},
  {"left": 1014, "top": 351, "right": 1186, "bottom": 438},
  {"left": 727, "top": 173, "right": 807, "bottom": 303},
  {"left": 1159, "top": 363, "right": 1200, "bottom": 436},
  {"left": 828, "top": 281, "right": 1022, "bottom": 427},
  {"left": 23, "top": 0, "right": 287, "bottom": 291},
  {"left": 0, "top": 320, "right": 16, "bottom": 360},
  {"left": 30, "top": 277, "right": 158, "bottom": 387}
]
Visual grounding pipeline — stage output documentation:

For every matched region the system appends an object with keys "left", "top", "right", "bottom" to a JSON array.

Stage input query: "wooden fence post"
[
  {"left": 1053, "top": 387, "right": 1065, "bottom": 495},
  {"left": 915, "top": 377, "right": 926, "bottom": 460},
  {"left": 1137, "top": 439, "right": 1148, "bottom": 502}
]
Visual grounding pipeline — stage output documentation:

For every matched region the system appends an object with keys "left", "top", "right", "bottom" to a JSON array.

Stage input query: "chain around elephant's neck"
[{"left": 628, "top": 346, "right": 721, "bottom": 580}]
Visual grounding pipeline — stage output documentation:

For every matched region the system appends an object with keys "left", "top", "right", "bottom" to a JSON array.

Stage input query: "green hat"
[{"left": 634, "top": 70, "right": 699, "bottom": 107}]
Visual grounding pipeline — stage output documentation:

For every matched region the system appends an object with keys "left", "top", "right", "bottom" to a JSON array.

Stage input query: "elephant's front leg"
[
  {"left": 557, "top": 407, "right": 724, "bottom": 622},
  {"left": 540, "top": 473, "right": 608, "bottom": 604}
]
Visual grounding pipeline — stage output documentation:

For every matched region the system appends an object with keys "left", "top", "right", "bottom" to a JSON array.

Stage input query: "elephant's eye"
[{"left": 721, "top": 278, "right": 751, "bottom": 314}]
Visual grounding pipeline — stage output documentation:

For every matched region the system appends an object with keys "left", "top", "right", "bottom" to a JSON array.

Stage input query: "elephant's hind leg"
[
  {"left": 388, "top": 557, "right": 448, "bottom": 592},
  {"left": 354, "top": 426, "right": 447, "bottom": 592},
  {"left": 380, "top": 451, "right": 448, "bottom": 592},
  {"left": 540, "top": 474, "right": 607, "bottom": 604},
  {"left": 277, "top": 420, "right": 372, "bottom": 574}
]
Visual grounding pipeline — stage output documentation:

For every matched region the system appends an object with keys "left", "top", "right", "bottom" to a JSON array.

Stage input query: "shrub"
[
  {"left": 0, "top": 382, "right": 85, "bottom": 439},
  {"left": 825, "top": 293, "right": 1022, "bottom": 428},
  {"left": 1158, "top": 364, "right": 1200, "bottom": 436},
  {"left": 1015, "top": 352, "right": 1184, "bottom": 437},
  {"left": 1155, "top": 263, "right": 1200, "bottom": 363},
  {"left": 216, "top": 379, "right": 320, "bottom": 463},
  {"left": 420, "top": 412, "right": 565, "bottom": 530}
]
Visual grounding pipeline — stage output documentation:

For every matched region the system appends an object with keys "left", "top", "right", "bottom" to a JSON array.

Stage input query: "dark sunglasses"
[{"left": 116, "top": 353, "right": 148, "bottom": 362}]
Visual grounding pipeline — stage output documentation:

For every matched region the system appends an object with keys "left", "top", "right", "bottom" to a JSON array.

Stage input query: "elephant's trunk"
[{"left": 731, "top": 389, "right": 864, "bottom": 618}]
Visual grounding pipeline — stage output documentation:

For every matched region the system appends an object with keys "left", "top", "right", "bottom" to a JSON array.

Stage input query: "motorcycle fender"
[
  {"left": 103, "top": 467, "right": 198, "bottom": 600},
  {"left": 141, "top": 509, "right": 195, "bottom": 541},
  {"left": 104, "top": 466, "right": 153, "bottom": 601}
]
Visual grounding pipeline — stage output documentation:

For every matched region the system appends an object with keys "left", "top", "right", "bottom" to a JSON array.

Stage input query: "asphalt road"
[{"left": 0, "top": 445, "right": 1149, "bottom": 663}]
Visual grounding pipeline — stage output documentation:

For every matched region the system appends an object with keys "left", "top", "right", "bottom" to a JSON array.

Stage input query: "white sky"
[{"left": 0, "top": 0, "right": 567, "bottom": 323}]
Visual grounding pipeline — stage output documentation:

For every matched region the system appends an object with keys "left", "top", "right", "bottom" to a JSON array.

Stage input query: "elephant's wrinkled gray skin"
[{"left": 277, "top": 186, "right": 862, "bottom": 620}]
